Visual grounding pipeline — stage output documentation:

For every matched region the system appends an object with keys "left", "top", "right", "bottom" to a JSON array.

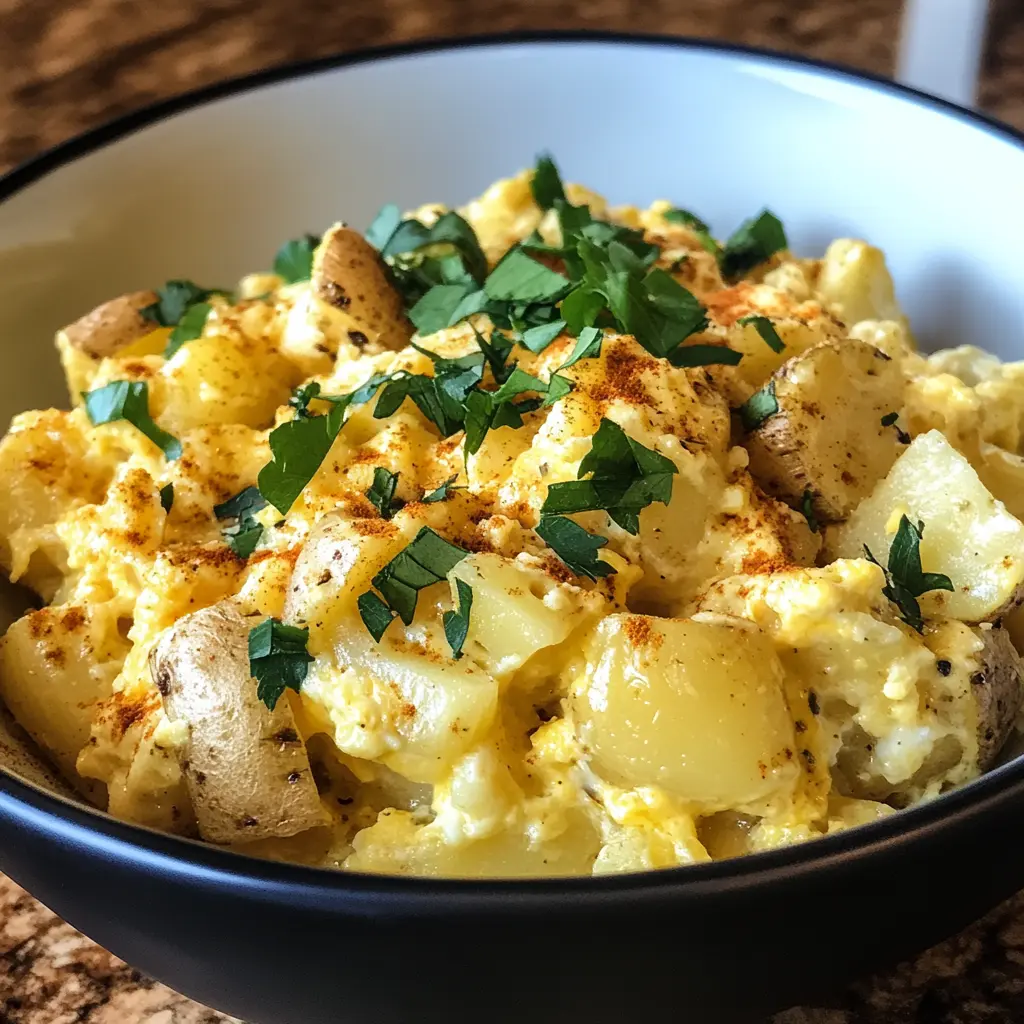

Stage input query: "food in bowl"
[{"left": 1, "top": 154, "right": 1022, "bottom": 877}]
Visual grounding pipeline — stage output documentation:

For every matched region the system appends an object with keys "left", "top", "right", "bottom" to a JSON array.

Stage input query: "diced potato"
[
  {"left": 815, "top": 239, "right": 902, "bottom": 327},
  {"left": 829, "top": 430, "right": 1024, "bottom": 622},
  {"left": 448, "top": 553, "right": 606, "bottom": 683},
  {"left": 312, "top": 224, "right": 411, "bottom": 352},
  {"left": 745, "top": 339, "right": 904, "bottom": 521},
  {"left": 569, "top": 614, "right": 799, "bottom": 813},
  {"left": 0, "top": 603, "right": 127, "bottom": 801},
  {"left": 149, "top": 600, "right": 326, "bottom": 844}
]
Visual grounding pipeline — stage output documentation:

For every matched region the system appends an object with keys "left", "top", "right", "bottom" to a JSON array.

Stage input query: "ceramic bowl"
[{"left": 2, "top": 33, "right": 1024, "bottom": 1024}]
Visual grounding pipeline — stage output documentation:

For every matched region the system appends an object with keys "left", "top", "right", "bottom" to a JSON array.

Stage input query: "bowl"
[{"left": 2, "top": 32, "right": 1024, "bottom": 1024}]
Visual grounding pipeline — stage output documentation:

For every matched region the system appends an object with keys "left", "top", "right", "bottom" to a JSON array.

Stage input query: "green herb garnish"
[
  {"left": 422, "top": 476, "right": 460, "bottom": 503},
  {"left": 531, "top": 154, "right": 567, "bottom": 211},
  {"left": 443, "top": 578, "right": 473, "bottom": 659},
  {"left": 83, "top": 381, "right": 182, "bottom": 460},
  {"left": 558, "top": 326, "right": 603, "bottom": 369},
  {"left": 140, "top": 280, "right": 222, "bottom": 327},
  {"left": 719, "top": 210, "right": 787, "bottom": 281},
  {"left": 484, "top": 248, "right": 571, "bottom": 304},
  {"left": 737, "top": 314, "right": 786, "bottom": 354},
  {"left": 541, "top": 418, "right": 677, "bottom": 534},
  {"left": 801, "top": 489, "right": 819, "bottom": 533},
  {"left": 248, "top": 618, "right": 314, "bottom": 710},
  {"left": 664, "top": 208, "right": 720, "bottom": 255},
  {"left": 738, "top": 381, "right": 779, "bottom": 431},
  {"left": 365, "top": 467, "right": 402, "bottom": 520},
  {"left": 214, "top": 485, "right": 267, "bottom": 559},
  {"left": 359, "top": 527, "right": 469, "bottom": 636},
  {"left": 163, "top": 302, "right": 212, "bottom": 359},
  {"left": 864, "top": 516, "right": 954, "bottom": 633},
  {"left": 274, "top": 234, "right": 320, "bottom": 284},
  {"left": 357, "top": 591, "right": 397, "bottom": 643},
  {"left": 159, "top": 483, "right": 174, "bottom": 513},
  {"left": 536, "top": 515, "right": 616, "bottom": 581},
  {"left": 668, "top": 344, "right": 743, "bottom": 368}
]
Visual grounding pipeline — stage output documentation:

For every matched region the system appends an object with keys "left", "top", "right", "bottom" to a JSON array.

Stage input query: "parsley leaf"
[
  {"left": 361, "top": 527, "right": 469, "bottom": 629},
  {"left": 274, "top": 234, "right": 320, "bottom": 284},
  {"left": 668, "top": 344, "right": 743, "bottom": 367},
  {"left": 664, "top": 207, "right": 721, "bottom": 256},
  {"left": 358, "top": 591, "right": 397, "bottom": 642},
  {"left": 531, "top": 154, "right": 567, "bottom": 211},
  {"left": 248, "top": 618, "right": 313, "bottom": 710},
  {"left": 258, "top": 404, "right": 345, "bottom": 514},
  {"left": 463, "top": 369, "right": 571, "bottom": 457},
  {"left": 484, "top": 249, "right": 571, "bottom": 304},
  {"left": 541, "top": 418, "right": 677, "bottom": 534},
  {"left": 801, "top": 489, "right": 819, "bottom": 533},
  {"left": 737, "top": 314, "right": 785, "bottom": 354},
  {"left": 141, "top": 280, "right": 223, "bottom": 327},
  {"left": 473, "top": 327, "right": 515, "bottom": 384},
  {"left": 422, "top": 475, "right": 460, "bottom": 503},
  {"left": 163, "top": 302, "right": 212, "bottom": 359},
  {"left": 83, "top": 380, "right": 182, "bottom": 460},
  {"left": 289, "top": 381, "right": 324, "bottom": 418},
  {"left": 443, "top": 578, "right": 473, "bottom": 659},
  {"left": 409, "top": 282, "right": 479, "bottom": 336},
  {"left": 520, "top": 319, "right": 567, "bottom": 354},
  {"left": 719, "top": 210, "right": 787, "bottom": 281},
  {"left": 864, "top": 516, "right": 954, "bottom": 632},
  {"left": 364, "top": 204, "right": 402, "bottom": 250},
  {"left": 214, "top": 485, "right": 267, "bottom": 559},
  {"left": 159, "top": 483, "right": 174, "bottom": 513},
  {"left": 366, "top": 467, "right": 402, "bottom": 519},
  {"left": 558, "top": 326, "right": 603, "bottom": 369},
  {"left": 739, "top": 381, "right": 779, "bottom": 431},
  {"left": 536, "top": 515, "right": 616, "bottom": 580}
]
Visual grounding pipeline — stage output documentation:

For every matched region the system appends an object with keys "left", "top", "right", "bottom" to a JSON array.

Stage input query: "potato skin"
[
  {"left": 312, "top": 224, "right": 411, "bottom": 350},
  {"left": 745, "top": 339, "right": 902, "bottom": 522},
  {"left": 60, "top": 290, "right": 159, "bottom": 358},
  {"left": 149, "top": 600, "right": 325, "bottom": 844},
  {"left": 972, "top": 626, "right": 1024, "bottom": 771}
]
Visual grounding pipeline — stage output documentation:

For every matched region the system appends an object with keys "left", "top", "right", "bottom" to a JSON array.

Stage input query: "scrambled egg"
[{"left": 0, "top": 161, "right": 1022, "bottom": 878}]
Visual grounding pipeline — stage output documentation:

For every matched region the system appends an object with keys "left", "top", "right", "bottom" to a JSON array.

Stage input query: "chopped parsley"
[
  {"left": 531, "top": 153, "right": 567, "bottom": 211},
  {"left": 738, "top": 381, "right": 779, "bottom": 431},
  {"left": 83, "top": 380, "right": 182, "bottom": 460},
  {"left": 519, "top": 320, "right": 567, "bottom": 355},
  {"left": 536, "top": 515, "right": 616, "bottom": 580},
  {"left": 140, "top": 280, "right": 222, "bottom": 327},
  {"left": 358, "top": 527, "right": 469, "bottom": 638},
  {"left": 214, "top": 485, "right": 267, "bottom": 559},
  {"left": 443, "top": 578, "right": 473, "bottom": 659},
  {"left": 668, "top": 344, "right": 743, "bottom": 368},
  {"left": 737, "top": 314, "right": 786, "bottom": 354},
  {"left": 159, "top": 483, "right": 174, "bottom": 513},
  {"left": 274, "top": 234, "right": 320, "bottom": 284},
  {"left": 719, "top": 210, "right": 788, "bottom": 281},
  {"left": 365, "top": 468, "right": 402, "bottom": 519},
  {"left": 422, "top": 475, "right": 460, "bottom": 503},
  {"left": 664, "top": 208, "right": 720, "bottom": 255},
  {"left": 463, "top": 369, "right": 572, "bottom": 456},
  {"left": 801, "top": 489, "right": 819, "bottom": 533},
  {"left": 484, "top": 248, "right": 571, "bottom": 304},
  {"left": 864, "top": 515, "right": 954, "bottom": 632},
  {"left": 163, "top": 302, "right": 212, "bottom": 359},
  {"left": 558, "top": 326, "right": 603, "bottom": 370},
  {"left": 248, "top": 618, "right": 313, "bottom": 711},
  {"left": 357, "top": 591, "right": 396, "bottom": 643},
  {"left": 541, "top": 418, "right": 677, "bottom": 534}
]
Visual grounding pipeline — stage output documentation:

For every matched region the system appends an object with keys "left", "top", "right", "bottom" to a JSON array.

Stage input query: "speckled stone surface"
[{"left": 3, "top": 1, "right": 1024, "bottom": 1021}]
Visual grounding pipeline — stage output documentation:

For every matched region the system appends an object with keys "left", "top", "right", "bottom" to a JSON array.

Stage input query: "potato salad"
[{"left": 2, "top": 156, "right": 1023, "bottom": 877}]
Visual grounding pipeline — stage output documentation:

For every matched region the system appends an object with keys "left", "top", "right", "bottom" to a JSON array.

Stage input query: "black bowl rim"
[{"left": 3, "top": 29, "right": 1024, "bottom": 909}]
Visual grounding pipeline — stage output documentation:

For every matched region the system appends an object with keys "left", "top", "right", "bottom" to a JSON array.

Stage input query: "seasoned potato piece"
[
  {"left": 0, "top": 603, "right": 127, "bottom": 800},
  {"left": 927, "top": 622, "right": 1023, "bottom": 772},
  {"left": 149, "top": 600, "right": 325, "bottom": 844},
  {"left": 745, "top": 339, "right": 903, "bottom": 521},
  {"left": 815, "top": 239, "right": 902, "bottom": 327},
  {"left": 829, "top": 430, "right": 1024, "bottom": 622},
  {"left": 448, "top": 553, "right": 606, "bottom": 683},
  {"left": 312, "top": 224, "right": 411, "bottom": 351},
  {"left": 570, "top": 614, "right": 799, "bottom": 813},
  {"left": 60, "top": 291, "right": 159, "bottom": 358}
]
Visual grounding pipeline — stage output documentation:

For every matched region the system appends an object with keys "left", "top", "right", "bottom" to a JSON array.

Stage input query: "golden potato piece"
[
  {"left": 745, "top": 339, "right": 903, "bottom": 521},
  {"left": 312, "top": 224, "right": 411, "bottom": 350},
  {"left": 570, "top": 614, "right": 799, "bottom": 813},
  {"left": 829, "top": 430, "right": 1024, "bottom": 623},
  {"left": 969, "top": 627, "right": 1023, "bottom": 771},
  {"left": 149, "top": 600, "right": 325, "bottom": 844},
  {"left": 60, "top": 290, "right": 159, "bottom": 358}
]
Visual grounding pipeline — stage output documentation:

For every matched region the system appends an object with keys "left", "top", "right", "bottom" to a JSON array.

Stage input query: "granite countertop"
[{"left": 3, "top": 1, "right": 1024, "bottom": 1021}]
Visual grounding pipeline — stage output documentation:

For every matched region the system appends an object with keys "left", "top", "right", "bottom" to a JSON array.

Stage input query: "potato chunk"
[
  {"left": 745, "top": 339, "right": 903, "bottom": 521},
  {"left": 815, "top": 239, "right": 903, "bottom": 327},
  {"left": 829, "top": 430, "right": 1024, "bottom": 622},
  {"left": 149, "top": 600, "right": 325, "bottom": 844},
  {"left": 570, "top": 614, "right": 799, "bottom": 813},
  {"left": 312, "top": 224, "right": 411, "bottom": 351}
]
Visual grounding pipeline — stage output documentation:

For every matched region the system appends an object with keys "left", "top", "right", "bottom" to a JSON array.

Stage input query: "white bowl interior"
[{"left": 1, "top": 36, "right": 1023, "bottom": 791}]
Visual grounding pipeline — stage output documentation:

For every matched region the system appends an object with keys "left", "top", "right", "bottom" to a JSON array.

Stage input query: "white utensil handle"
[{"left": 897, "top": 0, "right": 989, "bottom": 107}]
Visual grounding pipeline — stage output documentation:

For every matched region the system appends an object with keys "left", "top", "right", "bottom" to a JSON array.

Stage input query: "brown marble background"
[{"left": 4, "top": 1, "right": 1024, "bottom": 1021}]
